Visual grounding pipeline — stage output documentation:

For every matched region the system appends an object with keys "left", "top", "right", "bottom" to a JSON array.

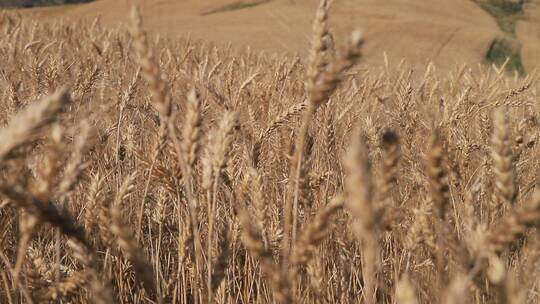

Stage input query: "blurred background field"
[{"left": 5, "top": 0, "right": 540, "bottom": 74}]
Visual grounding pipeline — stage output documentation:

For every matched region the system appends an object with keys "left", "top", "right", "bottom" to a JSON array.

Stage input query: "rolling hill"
[{"left": 11, "top": 0, "right": 540, "bottom": 72}]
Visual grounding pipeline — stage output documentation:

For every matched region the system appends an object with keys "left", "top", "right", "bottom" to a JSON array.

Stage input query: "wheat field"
[{"left": 1, "top": 1, "right": 540, "bottom": 303}]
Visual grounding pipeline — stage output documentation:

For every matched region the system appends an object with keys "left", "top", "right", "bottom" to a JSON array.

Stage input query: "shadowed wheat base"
[{"left": 1, "top": 2, "right": 540, "bottom": 303}]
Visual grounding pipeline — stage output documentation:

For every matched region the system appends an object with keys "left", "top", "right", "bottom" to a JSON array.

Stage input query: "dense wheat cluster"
[{"left": 1, "top": 2, "right": 540, "bottom": 303}]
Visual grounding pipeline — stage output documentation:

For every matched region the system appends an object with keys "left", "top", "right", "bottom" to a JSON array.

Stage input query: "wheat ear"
[
  {"left": 0, "top": 88, "right": 70, "bottom": 163},
  {"left": 491, "top": 108, "right": 516, "bottom": 218}
]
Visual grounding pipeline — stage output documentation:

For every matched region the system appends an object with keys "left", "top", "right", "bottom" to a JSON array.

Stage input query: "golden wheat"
[{"left": 2, "top": 2, "right": 540, "bottom": 303}]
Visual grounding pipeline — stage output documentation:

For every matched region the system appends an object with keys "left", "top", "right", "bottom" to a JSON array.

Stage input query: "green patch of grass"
[
  {"left": 473, "top": 0, "right": 528, "bottom": 35},
  {"left": 486, "top": 38, "right": 525, "bottom": 75},
  {"left": 474, "top": 1, "right": 528, "bottom": 74},
  {"left": 201, "top": 0, "right": 271, "bottom": 16}
]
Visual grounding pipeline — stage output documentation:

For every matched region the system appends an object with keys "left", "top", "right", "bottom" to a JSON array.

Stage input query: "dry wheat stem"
[
  {"left": 344, "top": 132, "right": 379, "bottom": 304},
  {"left": 283, "top": 30, "right": 364, "bottom": 267}
]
